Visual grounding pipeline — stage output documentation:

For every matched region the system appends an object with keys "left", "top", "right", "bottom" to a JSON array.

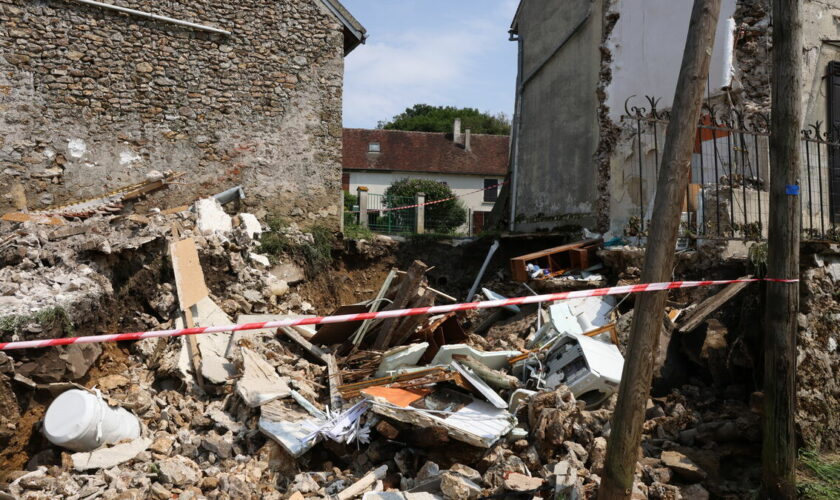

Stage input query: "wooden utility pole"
[
  {"left": 597, "top": 1, "right": 721, "bottom": 498},
  {"left": 762, "top": 0, "right": 802, "bottom": 497}
]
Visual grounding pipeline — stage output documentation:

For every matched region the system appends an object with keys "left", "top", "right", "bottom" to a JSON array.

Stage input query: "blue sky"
[{"left": 340, "top": 0, "right": 519, "bottom": 129}]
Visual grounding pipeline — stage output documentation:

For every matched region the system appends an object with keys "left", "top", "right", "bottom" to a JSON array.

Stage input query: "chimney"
[
  {"left": 464, "top": 128, "right": 471, "bottom": 152},
  {"left": 453, "top": 118, "right": 462, "bottom": 144}
]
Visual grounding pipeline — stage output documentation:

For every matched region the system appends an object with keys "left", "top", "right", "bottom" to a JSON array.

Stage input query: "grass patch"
[
  {"left": 798, "top": 450, "right": 840, "bottom": 500},
  {"left": 0, "top": 306, "right": 74, "bottom": 337},
  {"left": 343, "top": 223, "right": 375, "bottom": 240},
  {"left": 256, "top": 213, "right": 335, "bottom": 271}
]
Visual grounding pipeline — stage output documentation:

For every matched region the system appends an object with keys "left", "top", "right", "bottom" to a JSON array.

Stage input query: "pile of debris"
[{"left": 1, "top": 189, "right": 836, "bottom": 498}]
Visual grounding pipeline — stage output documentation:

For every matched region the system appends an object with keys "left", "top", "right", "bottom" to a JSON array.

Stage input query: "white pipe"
[
  {"left": 69, "top": 0, "right": 231, "bottom": 35},
  {"left": 466, "top": 240, "right": 500, "bottom": 302}
]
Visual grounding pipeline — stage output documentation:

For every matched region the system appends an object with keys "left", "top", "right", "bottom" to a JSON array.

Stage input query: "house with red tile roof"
[{"left": 342, "top": 120, "right": 510, "bottom": 234}]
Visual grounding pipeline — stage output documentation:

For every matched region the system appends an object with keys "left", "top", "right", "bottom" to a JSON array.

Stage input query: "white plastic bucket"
[{"left": 43, "top": 389, "right": 141, "bottom": 452}]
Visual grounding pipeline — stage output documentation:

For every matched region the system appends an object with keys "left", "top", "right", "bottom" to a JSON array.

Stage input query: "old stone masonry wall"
[{"left": 0, "top": 0, "right": 345, "bottom": 225}]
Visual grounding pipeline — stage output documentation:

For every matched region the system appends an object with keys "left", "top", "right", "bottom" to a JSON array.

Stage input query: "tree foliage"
[
  {"left": 384, "top": 178, "right": 467, "bottom": 233},
  {"left": 378, "top": 104, "right": 511, "bottom": 135}
]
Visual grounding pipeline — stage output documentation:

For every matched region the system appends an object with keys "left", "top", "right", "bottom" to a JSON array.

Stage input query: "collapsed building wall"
[
  {"left": 606, "top": 0, "right": 840, "bottom": 237},
  {"left": 0, "top": 0, "right": 351, "bottom": 226}
]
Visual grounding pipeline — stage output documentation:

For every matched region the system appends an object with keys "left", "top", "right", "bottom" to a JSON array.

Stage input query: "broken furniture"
[{"left": 509, "top": 238, "right": 603, "bottom": 281}]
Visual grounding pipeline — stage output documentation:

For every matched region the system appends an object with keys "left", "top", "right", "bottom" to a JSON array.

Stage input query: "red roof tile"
[{"left": 343, "top": 129, "right": 510, "bottom": 176}]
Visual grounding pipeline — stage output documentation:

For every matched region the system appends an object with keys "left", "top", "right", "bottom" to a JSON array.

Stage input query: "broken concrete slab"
[
  {"left": 270, "top": 261, "right": 306, "bottom": 285},
  {"left": 440, "top": 471, "right": 481, "bottom": 499},
  {"left": 195, "top": 198, "right": 232, "bottom": 236},
  {"left": 175, "top": 296, "right": 236, "bottom": 384},
  {"left": 239, "top": 213, "right": 262, "bottom": 240},
  {"left": 236, "top": 347, "right": 291, "bottom": 407},
  {"left": 71, "top": 437, "right": 151, "bottom": 471},
  {"left": 249, "top": 252, "right": 270, "bottom": 267}
]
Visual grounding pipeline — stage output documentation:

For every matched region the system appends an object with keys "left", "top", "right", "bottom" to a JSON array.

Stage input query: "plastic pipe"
[{"left": 69, "top": 0, "right": 231, "bottom": 35}]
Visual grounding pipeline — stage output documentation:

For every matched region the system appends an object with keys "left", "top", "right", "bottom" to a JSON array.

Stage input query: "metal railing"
[
  {"left": 365, "top": 194, "right": 416, "bottom": 235},
  {"left": 623, "top": 96, "right": 840, "bottom": 241}
]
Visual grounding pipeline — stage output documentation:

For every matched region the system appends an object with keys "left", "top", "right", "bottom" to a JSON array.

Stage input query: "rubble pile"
[
  {"left": 797, "top": 245, "right": 840, "bottom": 450},
  {"left": 0, "top": 203, "right": 838, "bottom": 498}
]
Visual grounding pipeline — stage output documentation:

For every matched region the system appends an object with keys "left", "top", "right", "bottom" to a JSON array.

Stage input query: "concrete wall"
[
  {"left": 0, "top": 0, "right": 348, "bottom": 226},
  {"left": 605, "top": 0, "right": 738, "bottom": 121},
  {"left": 511, "top": 0, "right": 603, "bottom": 233},
  {"left": 347, "top": 171, "right": 503, "bottom": 234}
]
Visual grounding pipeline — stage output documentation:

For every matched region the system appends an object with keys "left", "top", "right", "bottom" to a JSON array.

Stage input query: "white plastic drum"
[{"left": 43, "top": 389, "right": 140, "bottom": 452}]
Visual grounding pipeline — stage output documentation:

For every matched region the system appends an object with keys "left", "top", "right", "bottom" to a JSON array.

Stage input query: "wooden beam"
[
  {"left": 677, "top": 278, "right": 751, "bottom": 333},
  {"left": 183, "top": 307, "right": 204, "bottom": 388},
  {"left": 373, "top": 260, "right": 428, "bottom": 349},
  {"left": 598, "top": 1, "right": 722, "bottom": 498},
  {"left": 279, "top": 326, "right": 328, "bottom": 364},
  {"left": 324, "top": 353, "right": 344, "bottom": 411},
  {"left": 762, "top": 0, "right": 802, "bottom": 496}
]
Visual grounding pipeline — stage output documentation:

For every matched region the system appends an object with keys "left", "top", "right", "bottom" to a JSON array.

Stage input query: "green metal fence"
[{"left": 367, "top": 193, "right": 416, "bottom": 234}]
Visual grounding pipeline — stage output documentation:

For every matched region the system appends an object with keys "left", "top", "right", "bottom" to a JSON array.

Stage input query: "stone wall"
[{"left": 0, "top": 0, "right": 346, "bottom": 226}]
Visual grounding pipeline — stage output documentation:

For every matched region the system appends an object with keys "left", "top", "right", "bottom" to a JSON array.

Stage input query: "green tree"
[
  {"left": 378, "top": 104, "right": 511, "bottom": 135},
  {"left": 384, "top": 178, "right": 467, "bottom": 233}
]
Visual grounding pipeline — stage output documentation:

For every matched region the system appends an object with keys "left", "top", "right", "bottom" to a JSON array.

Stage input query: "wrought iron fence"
[
  {"left": 622, "top": 96, "right": 840, "bottom": 242},
  {"left": 365, "top": 193, "right": 416, "bottom": 235}
]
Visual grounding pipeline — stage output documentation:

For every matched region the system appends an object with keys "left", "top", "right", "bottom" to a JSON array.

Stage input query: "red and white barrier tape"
[
  {"left": 346, "top": 181, "right": 509, "bottom": 214},
  {"left": 0, "top": 277, "right": 796, "bottom": 351}
]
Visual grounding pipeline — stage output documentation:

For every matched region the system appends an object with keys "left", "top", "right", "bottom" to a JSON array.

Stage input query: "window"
[
  {"left": 483, "top": 179, "right": 499, "bottom": 203},
  {"left": 368, "top": 142, "right": 380, "bottom": 152}
]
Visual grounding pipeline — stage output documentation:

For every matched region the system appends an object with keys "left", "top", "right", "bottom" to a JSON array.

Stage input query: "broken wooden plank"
[
  {"left": 168, "top": 238, "right": 210, "bottom": 388},
  {"left": 161, "top": 204, "right": 190, "bottom": 215},
  {"left": 452, "top": 354, "right": 520, "bottom": 390},
  {"left": 236, "top": 347, "right": 291, "bottom": 407},
  {"left": 334, "top": 464, "right": 388, "bottom": 500},
  {"left": 337, "top": 367, "right": 447, "bottom": 399},
  {"left": 582, "top": 323, "right": 618, "bottom": 344},
  {"left": 169, "top": 238, "right": 210, "bottom": 310},
  {"left": 279, "top": 326, "right": 327, "bottom": 364},
  {"left": 324, "top": 353, "right": 343, "bottom": 411},
  {"left": 391, "top": 290, "right": 436, "bottom": 347},
  {"left": 350, "top": 268, "right": 398, "bottom": 346},
  {"left": 182, "top": 307, "right": 205, "bottom": 388},
  {"left": 677, "top": 277, "right": 752, "bottom": 333},
  {"left": 373, "top": 260, "right": 428, "bottom": 349}
]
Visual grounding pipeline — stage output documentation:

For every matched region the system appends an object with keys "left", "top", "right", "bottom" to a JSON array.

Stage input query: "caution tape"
[
  {"left": 346, "top": 181, "right": 509, "bottom": 214},
  {"left": 0, "top": 277, "right": 796, "bottom": 351}
]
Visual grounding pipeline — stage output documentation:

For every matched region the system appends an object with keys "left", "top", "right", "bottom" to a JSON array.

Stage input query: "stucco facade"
[{"left": 507, "top": 0, "right": 839, "bottom": 236}]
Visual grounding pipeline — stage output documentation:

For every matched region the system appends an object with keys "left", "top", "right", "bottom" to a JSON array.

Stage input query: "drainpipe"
[{"left": 509, "top": 31, "right": 523, "bottom": 233}]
